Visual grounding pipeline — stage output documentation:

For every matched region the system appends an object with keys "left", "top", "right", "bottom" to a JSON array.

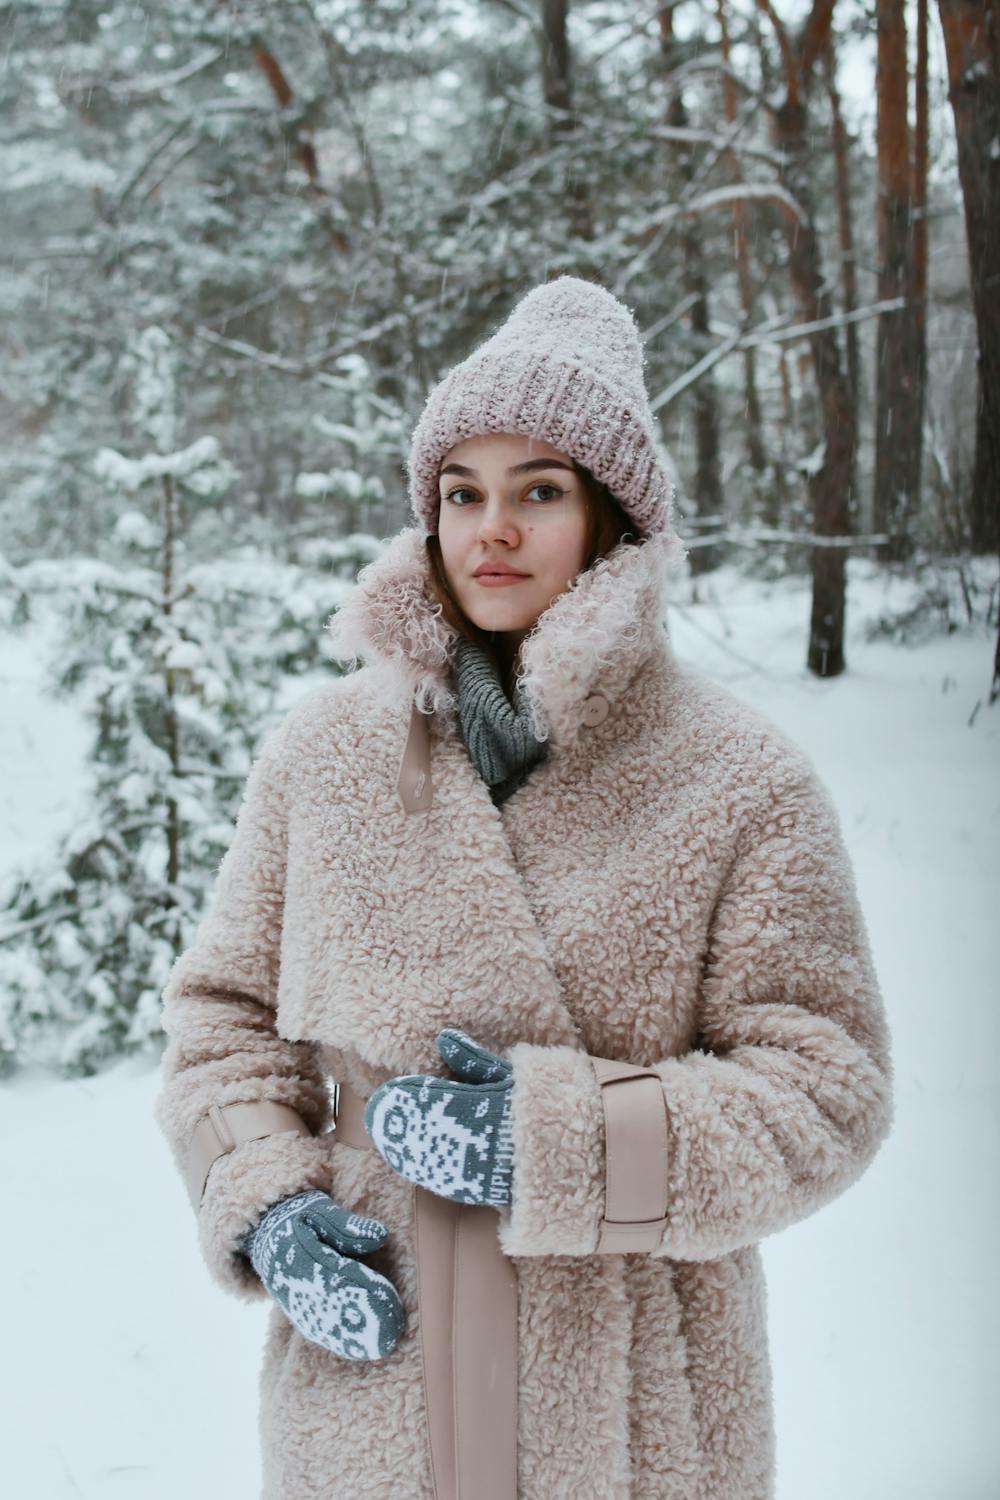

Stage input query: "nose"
[{"left": 476, "top": 495, "right": 520, "bottom": 548}]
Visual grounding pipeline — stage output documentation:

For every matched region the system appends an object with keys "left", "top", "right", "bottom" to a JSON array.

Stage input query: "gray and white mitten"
[
  {"left": 363, "top": 1029, "right": 515, "bottom": 1207},
  {"left": 241, "top": 1189, "right": 406, "bottom": 1361}
]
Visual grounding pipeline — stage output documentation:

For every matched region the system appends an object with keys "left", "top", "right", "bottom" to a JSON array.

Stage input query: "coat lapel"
[
  {"left": 286, "top": 525, "right": 684, "bottom": 1079},
  {"left": 324, "top": 523, "right": 684, "bottom": 755}
]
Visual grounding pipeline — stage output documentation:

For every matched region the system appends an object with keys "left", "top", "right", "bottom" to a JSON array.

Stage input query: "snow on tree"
[{"left": 0, "top": 327, "right": 373, "bottom": 1078}]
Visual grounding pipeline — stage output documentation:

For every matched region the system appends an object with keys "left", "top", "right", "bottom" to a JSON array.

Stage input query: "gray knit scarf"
[{"left": 452, "top": 635, "right": 549, "bottom": 807}]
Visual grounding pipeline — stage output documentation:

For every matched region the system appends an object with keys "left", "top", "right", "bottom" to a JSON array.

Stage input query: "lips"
[{"left": 473, "top": 566, "right": 529, "bottom": 578}]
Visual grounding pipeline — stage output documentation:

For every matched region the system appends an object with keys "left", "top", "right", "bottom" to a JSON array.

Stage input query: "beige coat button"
[{"left": 580, "top": 694, "right": 610, "bottom": 727}]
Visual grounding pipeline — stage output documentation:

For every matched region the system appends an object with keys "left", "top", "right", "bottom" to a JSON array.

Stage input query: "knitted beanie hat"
[{"left": 406, "top": 276, "right": 676, "bottom": 539}]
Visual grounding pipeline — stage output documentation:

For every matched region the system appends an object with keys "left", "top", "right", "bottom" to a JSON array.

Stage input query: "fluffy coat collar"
[{"left": 324, "top": 524, "right": 687, "bottom": 756}]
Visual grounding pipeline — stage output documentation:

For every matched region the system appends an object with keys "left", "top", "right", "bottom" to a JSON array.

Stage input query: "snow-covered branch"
[
  {"left": 651, "top": 325, "right": 749, "bottom": 412},
  {"left": 642, "top": 180, "right": 810, "bottom": 233},
  {"left": 683, "top": 527, "right": 892, "bottom": 550},
  {"left": 94, "top": 436, "right": 224, "bottom": 492},
  {"left": 651, "top": 298, "right": 909, "bottom": 410},
  {"left": 643, "top": 122, "right": 788, "bottom": 171},
  {"left": 66, "top": 46, "right": 225, "bottom": 104},
  {"left": 736, "top": 297, "right": 909, "bottom": 349}
]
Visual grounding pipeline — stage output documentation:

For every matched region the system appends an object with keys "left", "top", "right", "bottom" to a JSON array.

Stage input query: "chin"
[{"left": 471, "top": 617, "right": 532, "bottom": 638}]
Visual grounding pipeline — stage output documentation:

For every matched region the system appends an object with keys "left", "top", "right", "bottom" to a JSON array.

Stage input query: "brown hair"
[{"left": 424, "top": 458, "right": 640, "bottom": 671}]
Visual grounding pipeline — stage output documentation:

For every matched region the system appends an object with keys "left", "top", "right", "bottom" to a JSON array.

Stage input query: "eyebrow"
[{"left": 439, "top": 458, "right": 576, "bottom": 481}]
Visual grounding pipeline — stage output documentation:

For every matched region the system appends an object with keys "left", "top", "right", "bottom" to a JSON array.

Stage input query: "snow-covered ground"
[{"left": 1, "top": 557, "right": 997, "bottom": 1499}]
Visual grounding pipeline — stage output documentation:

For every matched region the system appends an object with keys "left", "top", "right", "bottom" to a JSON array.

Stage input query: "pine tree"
[{"left": 0, "top": 327, "right": 371, "bottom": 1077}]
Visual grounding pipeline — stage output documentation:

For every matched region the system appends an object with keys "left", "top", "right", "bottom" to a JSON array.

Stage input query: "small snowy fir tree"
[{"left": 0, "top": 327, "right": 373, "bottom": 1078}]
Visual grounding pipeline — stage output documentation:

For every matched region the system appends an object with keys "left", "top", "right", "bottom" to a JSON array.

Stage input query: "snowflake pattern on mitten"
[
  {"left": 363, "top": 1029, "right": 515, "bottom": 1207},
  {"left": 242, "top": 1189, "right": 406, "bottom": 1361}
]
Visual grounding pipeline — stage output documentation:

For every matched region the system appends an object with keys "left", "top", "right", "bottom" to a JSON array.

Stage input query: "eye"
[{"left": 441, "top": 481, "right": 566, "bottom": 506}]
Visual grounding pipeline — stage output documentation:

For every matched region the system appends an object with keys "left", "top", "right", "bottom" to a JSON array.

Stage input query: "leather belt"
[
  {"left": 333, "top": 1079, "right": 519, "bottom": 1500},
  {"left": 385, "top": 699, "right": 674, "bottom": 1495},
  {"left": 186, "top": 1062, "right": 669, "bottom": 1500}
]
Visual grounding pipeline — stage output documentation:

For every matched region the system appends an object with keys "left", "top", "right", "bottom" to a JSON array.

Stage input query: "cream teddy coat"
[{"left": 154, "top": 523, "right": 894, "bottom": 1500}]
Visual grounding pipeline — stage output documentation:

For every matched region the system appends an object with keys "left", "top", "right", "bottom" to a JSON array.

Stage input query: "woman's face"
[{"left": 436, "top": 431, "right": 590, "bottom": 650}]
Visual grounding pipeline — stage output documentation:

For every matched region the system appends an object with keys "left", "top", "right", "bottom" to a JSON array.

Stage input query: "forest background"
[
  {"left": 1, "top": 0, "right": 997, "bottom": 1075},
  {"left": 1, "top": 4, "right": 997, "bottom": 1496}
]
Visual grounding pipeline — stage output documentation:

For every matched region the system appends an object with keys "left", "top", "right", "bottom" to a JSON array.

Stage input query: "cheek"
[
  {"left": 437, "top": 527, "right": 463, "bottom": 577},
  {"left": 540, "top": 519, "right": 588, "bottom": 577}
]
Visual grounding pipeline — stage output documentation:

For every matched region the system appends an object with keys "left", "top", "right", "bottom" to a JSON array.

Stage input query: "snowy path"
[{"left": 1, "top": 561, "right": 997, "bottom": 1498}]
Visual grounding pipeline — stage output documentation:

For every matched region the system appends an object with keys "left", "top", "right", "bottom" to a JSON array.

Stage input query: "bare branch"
[
  {"left": 639, "top": 179, "right": 810, "bottom": 236},
  {"left": 624, "top": 178, "right": 804, "bottom": 292},
  {"left": 61, "top": 46, "right": 225, "bottom": 106},
  {"left": 642, "top": 291, "right": 702, "bottom": 345},
  {"left": 737, "top": 294, "right": 907, "bottom": 348},
  {"left": 755, "top": 0, "right": 837, "bottom": 107},
  {"left": 671, "top": 95, "right": 780, "bottom": 233},
  {"left": 650, "top": 323, "right": 749, "bottom": 411},
  {"left": 112, "top": 101, "right": 262, "bottom": 215},
  {"left": 650, "top": 295, "right": 908, "bottom": 411},
  {"left": 683, "top": 526, "right": 891, "bottom": 549},
  {"left": 797, "top": 0, "right": 839, "bottom": 91},
  {"left": 643, "top": 121, "right": 788, "bottom": 170},
  {"left": 110, "top": 47, "right": 226, "bottom": 102},
  {"left": 754, "top": 0, "right": 800, "bottom": 106}
]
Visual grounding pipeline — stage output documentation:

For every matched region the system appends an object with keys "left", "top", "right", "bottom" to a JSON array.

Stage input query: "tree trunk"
[
  {"left": 160, "top": 471, "right": 181, "bottom": 953},
  {"left": 874, "top": 0, "right": 921, "bottom": 562},
  {"left": 716, "top": 0, "right": 768, "bottom": 508},
  {"left": 756, "top": 0, "right": 856, "bottom": 677},
  {"left": 820, "top": 24, "right": 861, "bottom": 524},
  {"left": 909, "top": 0, "right": 930, "bottom": 543},
  {"left": 659, "top": 4, "right": 724, "bottom": 574},
  {"left": 539, "top": 0, "right": 594, "bottom": 242},
  {"left": 937, "top": 0, "right": 1000, "bottom": 557}
]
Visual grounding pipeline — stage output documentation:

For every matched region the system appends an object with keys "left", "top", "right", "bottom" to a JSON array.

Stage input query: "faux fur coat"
[{"left": 154, "top": 524, "right": 894, "bottom": 1500}]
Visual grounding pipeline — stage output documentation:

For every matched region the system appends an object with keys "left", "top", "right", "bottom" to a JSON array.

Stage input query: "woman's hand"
[
  {"left": 363, "top": 1029, "right": 515, "bottom": 1207},
  {"left": 242, "top": 1189, "right": 406, "bottom": 1361}
]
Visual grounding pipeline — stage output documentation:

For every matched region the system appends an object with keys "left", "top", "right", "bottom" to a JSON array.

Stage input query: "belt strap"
[
  {"left": 185, "top": 1099, "right": 313, "bottom": 1211},
  {"left": 590, "top": 1056, "right": 670, "bottom": 1252},
  {"left": 397, "top": 699, "right": 433, "bottom": 813},
  {"left": 335, "top": 1080, "right": 519, "bottom": 1500}
]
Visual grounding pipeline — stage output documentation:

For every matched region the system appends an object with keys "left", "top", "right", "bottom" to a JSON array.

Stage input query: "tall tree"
[
  {"left": 936, "top": 0, "right": 1000, "bottom": 561},
  {"left": 538, "top": 0, "right": 595, "bottom": 243},
  {"left": 0, "top": 324, "right": 367, "bottom": 1077},
  {"left": 755, "top": 0, "right": 857, "bottom": 676},
  {"left": 874, "top": 0, "right": 921, "bottom": 562},
  {"left": 820, "top": 22, "right": 861, "bottom": 517},
  {"left": 658, "top": 3, "right": 724, "bottom": 574},
  {"left": 717, "top": 0, "right": 769, "bottom": 500},
  {"left": 910, "top": 0, "right": 931, "bottom": 544}
]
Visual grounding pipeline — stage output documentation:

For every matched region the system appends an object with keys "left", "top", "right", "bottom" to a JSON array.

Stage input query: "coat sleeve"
[
  {"left": 154, "top": 711, "right": 336, "bottom": 1302},
  {"left": 496, "top": 748, "right": 894, "bottom": 1261}
]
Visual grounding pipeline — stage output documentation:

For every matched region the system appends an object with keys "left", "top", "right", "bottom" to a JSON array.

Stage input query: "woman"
[{"left": 155, "top": 276, "right": 894, "bottom": 1500}]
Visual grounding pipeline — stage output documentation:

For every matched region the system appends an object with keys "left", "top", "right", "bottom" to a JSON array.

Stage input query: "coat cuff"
[
  {"left": 196, "top": 1131, "right": 336, "bottom": 1300},
  {"left": 496, "top": 1042, "right": 606, "bottom": 1257}
]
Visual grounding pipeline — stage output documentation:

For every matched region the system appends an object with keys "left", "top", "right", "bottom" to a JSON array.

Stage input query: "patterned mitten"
[
  {"left": 363, "top": 1028, "right": 515, "bottom": 1207},
  {"left": 241, "top": 1189, "right": 406, "bottom": 1361}
]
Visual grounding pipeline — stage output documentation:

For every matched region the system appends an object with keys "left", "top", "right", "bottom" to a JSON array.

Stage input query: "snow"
[
  {"left": 294, "top": 471, "right": 337, "bottom": 499},
  {"left": 112, "top": 511, "right": 160, "bottom": 553},
  {"left": 3, "top": 143, "right": 117, "bottom": 192},
  {"left": 1, "top": 556, "right": 998, "bottom": 1498},
  {"left": 94, "top": 434, "right": 224, "bottom": 492},
  {"left": 0, "top": 615, "right": 92, "bottom": 876}
]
